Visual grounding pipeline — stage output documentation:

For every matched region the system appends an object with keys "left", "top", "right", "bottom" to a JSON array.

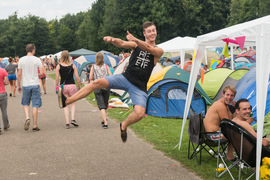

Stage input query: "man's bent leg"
[
  {"left": 121, "top": 105, "right": 145, "bottom": 130},
  {"left": 226, "top": 143, "right": 235, "bottom": 160},
  {"left": 66, "top": 78, "right": 110, "bottom": 106},
  {"left": 120, "top": 105, "right": 145, "bottom": 142}
]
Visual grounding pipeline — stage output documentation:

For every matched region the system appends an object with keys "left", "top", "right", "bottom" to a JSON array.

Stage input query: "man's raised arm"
[{"left": 126, "top": 31, "right": 163, "bottom": 59}]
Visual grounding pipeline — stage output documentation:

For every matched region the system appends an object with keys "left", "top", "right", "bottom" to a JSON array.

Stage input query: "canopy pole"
[
  {"left": 180, "top": 50, "right": 185, "bottom": 69},
  {"left": 204, "top": 49, "right": 208, "bottom": 65}
]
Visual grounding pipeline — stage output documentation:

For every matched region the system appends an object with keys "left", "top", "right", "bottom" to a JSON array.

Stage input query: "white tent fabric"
[
  {"left": 179, "top": 15, "right": 270, "bottom": 179},
  {"left": 157, "top": 36, "right": 196, "bottom": 68}
]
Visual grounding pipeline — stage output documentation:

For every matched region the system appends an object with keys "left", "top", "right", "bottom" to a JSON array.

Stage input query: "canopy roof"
[
  {"left": 180, "top": 15, "right": 270, "bottom": 178},
  {"left": 69, "top": 48, "right": 97, "bottom": 56},
  {"left": 157, "top": 36, "right": 197, "bottom": 52}
]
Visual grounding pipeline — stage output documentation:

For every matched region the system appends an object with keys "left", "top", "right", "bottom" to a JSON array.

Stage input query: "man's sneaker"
[
  {"left": 24, "top": 119, "right": 30, "bottom": 131},
  {"left": 71, "top": 120, "right": 79, "bottom": 127},
  {"left": 120, "top": 123, "right": 127, "bottom": 142},
  {"left": 102, "top": 124, "right": 108, "bottom": 129},
  {"left": 101, "top": 118, "right": 108, "bottom": 126},
  {"left": 4, "top": 124, "right": 10, "bottom": 130},
  {"left": 58, "top": 87, "right": 66, "bottom": 108}
]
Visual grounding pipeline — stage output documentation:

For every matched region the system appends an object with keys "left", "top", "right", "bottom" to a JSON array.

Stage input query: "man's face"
[
  {"left": 143, "top": 25, "right": 157, "bottom": 42},
  {"left": 222, "top": 89, "right": 235, "bottom": 105},
  {"left": 237, "top": 102, "right": 252, "bottom": 121}
]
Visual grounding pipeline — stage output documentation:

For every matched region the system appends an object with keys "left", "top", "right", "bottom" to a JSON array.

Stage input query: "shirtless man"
[
  {"left": 204, "top": 86, "right": 236, "bottom": 132},
  {"left": 204, "top": 86, "right": 236, "bottom": 160},
  {"left": 232, "top": 98, "right": 270, "bottom": 146}
]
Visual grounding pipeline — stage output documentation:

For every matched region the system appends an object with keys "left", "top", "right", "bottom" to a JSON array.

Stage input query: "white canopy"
[
  {"left": 179, "top": 15, "right": 270, "bottom": 179},
  {"left": 157, "top": 36, "right": 196, "bottom": 68}
]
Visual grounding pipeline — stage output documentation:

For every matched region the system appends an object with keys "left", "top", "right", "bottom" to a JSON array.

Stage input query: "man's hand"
[
  {"left": 18, "top": 86, "right": 22, "bottom": 94},
  {"left": 126, "top": 31, "right": 137, "bottom": 42},
  {"left": 103, "top": 36, "right": 114, "bottom": 43}
]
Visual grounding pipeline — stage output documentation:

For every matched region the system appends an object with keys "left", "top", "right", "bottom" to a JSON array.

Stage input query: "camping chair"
[
  {"left": 119, "top": 91, "right": 132, "bottom": 106},
  {"left": 188, "top": 109, "right": 228, "bottom": 165},
  {"left": 216, "top": 118, "right": 270, "bottom": 180}
]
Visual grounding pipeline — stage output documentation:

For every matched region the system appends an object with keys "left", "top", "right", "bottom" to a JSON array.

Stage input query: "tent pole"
[{"left": 230, "top": 46, "right": 234, "bottom": 70}]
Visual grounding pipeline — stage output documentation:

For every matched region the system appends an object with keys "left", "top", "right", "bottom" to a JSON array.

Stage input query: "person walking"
[
  {"left": 0, "top": 67, "right": 10, "bottom": 134},
  {"left": 57, "top": 21, "right": 164, "bottom": 142},
  {"left": 55, "top": 50, "right": 81, "bottom": 129},
  {"left": 89, "top": 52, "right": 112, "bottom": 129},
  {"left": 5, "top": 57, "right": 18, "bottom": 97},
  {"left": 39, "top": 58, "right": 47, "bottom": 94},
  {"left": 17, "top": 43, "right": 44, "bottom": 131}
]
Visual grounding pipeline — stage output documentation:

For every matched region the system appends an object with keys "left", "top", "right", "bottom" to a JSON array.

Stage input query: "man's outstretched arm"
[{"left": 103, "top": 36, "right": 136, "bottom": 50}]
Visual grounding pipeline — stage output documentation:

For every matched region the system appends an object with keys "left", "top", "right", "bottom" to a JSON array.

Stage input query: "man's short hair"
[
  {"left": 143, "top": 21, "right": 155, "bottom": 31},
  {"left": 26, "top": 44, "right": 35, "bottom": 53},
  {"left": 222, "top": 86, "right": 237, "bottom": 95},
  {"left": 235, "top": 98, "right": 249, "bottom": 110}
]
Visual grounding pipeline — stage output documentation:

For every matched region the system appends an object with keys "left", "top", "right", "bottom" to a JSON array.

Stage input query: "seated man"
[
  {"left": 232, "top": 98, "right": 270, "bottom": 147},
  {"left": 204, "top": 86, "right": 236, "bottom": 160}
]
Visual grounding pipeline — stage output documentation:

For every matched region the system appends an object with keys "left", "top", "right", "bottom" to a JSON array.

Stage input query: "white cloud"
[{"left": 0, "top": 0, "right": 95, "bottom": 20}]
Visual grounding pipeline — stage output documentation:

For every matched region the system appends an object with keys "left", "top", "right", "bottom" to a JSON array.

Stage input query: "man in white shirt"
[{"left": 17, "top": 44, "right": 44, "bottom": 131}]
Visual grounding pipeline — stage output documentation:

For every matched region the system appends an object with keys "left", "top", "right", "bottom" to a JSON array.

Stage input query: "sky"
[{"left": 1, "top": 0, "right": 96, "bottom": 21}]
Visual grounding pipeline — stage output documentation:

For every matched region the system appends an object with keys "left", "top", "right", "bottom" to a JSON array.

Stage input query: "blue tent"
[
  {"left": 234, "top": 67, "right": 256, "bottom": 101},
  {"left": 236, "top": 77, "right": 270, "bottom": 125},
  {"left": 146, "top": 79, "right": 207, "bottom": 118}
]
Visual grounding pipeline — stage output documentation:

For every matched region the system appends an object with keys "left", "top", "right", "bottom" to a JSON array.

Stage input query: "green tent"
[
  {"left": 148, "top": 66, "right": 213, "bottom": 105},
  {"left": 198, "top": 68, "right": 248, "bottom": 100},
  {"left": 69, "top": 48, "right": 97, "bottom": 56}
]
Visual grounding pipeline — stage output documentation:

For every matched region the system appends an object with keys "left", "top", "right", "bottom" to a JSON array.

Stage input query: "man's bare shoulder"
[
  {"left": 209, "top": 100, "right": 226, "bottom": 111},
  {"left": 233, "top": 118, "right": 249, "bottom": 128}
]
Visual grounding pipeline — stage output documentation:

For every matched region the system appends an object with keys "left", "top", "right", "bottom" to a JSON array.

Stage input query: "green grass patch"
[
  {"left": 48, "top": 74, "right": 257, "bottom": 180},
  {"left": 47, "top": 73, "right": 55, "bottom": 79}
]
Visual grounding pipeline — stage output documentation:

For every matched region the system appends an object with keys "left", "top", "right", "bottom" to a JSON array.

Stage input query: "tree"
[
  {"left": 58, "top": 24, "right": 74, "bottom": 51},
  {"left": 228, "top": 0, "right": 259, "bottom": 26}
]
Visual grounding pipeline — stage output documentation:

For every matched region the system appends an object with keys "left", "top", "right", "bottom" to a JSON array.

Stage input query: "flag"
[{"left": 222, "top": 43, "right": 229, "bottom": 58}]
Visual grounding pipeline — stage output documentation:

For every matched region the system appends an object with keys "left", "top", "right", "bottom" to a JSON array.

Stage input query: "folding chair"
[
  {"left": 216, "top": 118, "right": 270, "bottom": 180},
  {"left": 188, "top": 109, "right": 228, "bottom": 165}
]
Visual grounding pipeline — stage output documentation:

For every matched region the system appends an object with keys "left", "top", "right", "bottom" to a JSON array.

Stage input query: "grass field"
[{"left": 48, "top": 73, "right": 257, "bottom": 180}]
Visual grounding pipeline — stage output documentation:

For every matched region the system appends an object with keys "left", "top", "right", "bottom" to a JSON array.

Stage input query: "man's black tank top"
[
  {"left": 123, "top": 46, "right": 155, "bottom": 93},
  {"left": 59, "top": 64, "right": 75, "bottom": 84}
]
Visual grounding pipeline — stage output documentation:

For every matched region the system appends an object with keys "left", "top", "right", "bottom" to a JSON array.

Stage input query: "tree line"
[{"left": 0, "top": 0, "right": 269, "bottom": 57}]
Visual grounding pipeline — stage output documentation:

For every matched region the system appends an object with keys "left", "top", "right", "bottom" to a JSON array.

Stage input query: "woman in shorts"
[
  {"left": 55, "top": 51, "right": 81, "bottom": 129},
  {"left": 5, "top": 57, "right": 18, "bottom": 97},
  {"left": 89, "top": 52, "right": 112, "bottom": 129}
]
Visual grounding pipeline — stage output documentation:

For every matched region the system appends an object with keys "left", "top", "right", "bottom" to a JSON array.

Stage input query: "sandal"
[
  {"left": 32, "top": 127, "right": 40, "bottom": 131},
  {"left": 66, "top": 124, "right": 70, "bottom": 129},
  {"left": 24, "top": 119, "right": 30, "bottom": 131}
]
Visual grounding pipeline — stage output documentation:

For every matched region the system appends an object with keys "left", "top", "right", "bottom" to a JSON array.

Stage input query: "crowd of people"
[{"left": 0, "top": 21, "right": 266, "bottom": 167}]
